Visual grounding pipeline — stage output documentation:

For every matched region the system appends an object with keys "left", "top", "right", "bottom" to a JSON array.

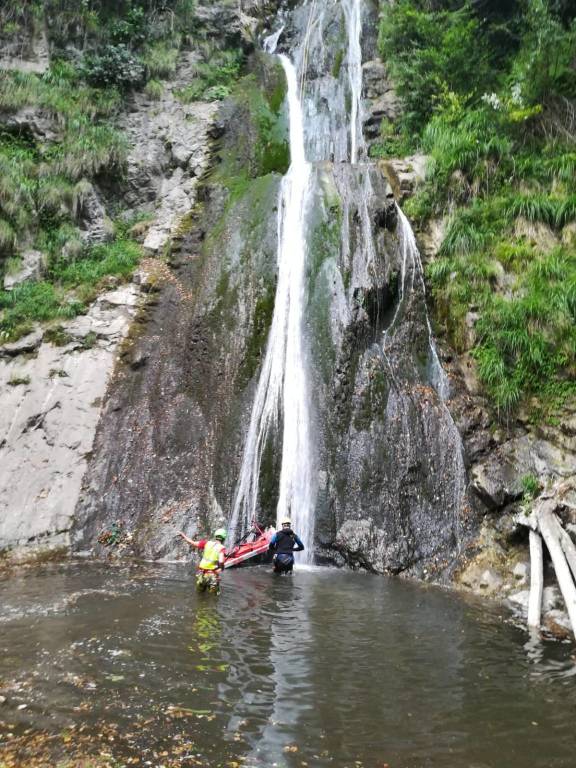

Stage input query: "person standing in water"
[
  {"left": 178, "top": 528, "right": 227, "bottom": 594},
  {"left": 269, "top": 518, "right": 304, "bottom": 574}
]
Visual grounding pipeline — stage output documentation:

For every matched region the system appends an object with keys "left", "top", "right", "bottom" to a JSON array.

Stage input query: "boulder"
[
  {"left": 0, "top": 107, "right": 59, "bottom": 143},
  {"left": 471, "top": 433, "right": 575, "bottom": 510}
]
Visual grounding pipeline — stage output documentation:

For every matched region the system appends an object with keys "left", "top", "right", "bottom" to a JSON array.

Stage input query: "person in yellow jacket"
[{"left": 178, "top": 528, "right": 227, "bottom": 594}]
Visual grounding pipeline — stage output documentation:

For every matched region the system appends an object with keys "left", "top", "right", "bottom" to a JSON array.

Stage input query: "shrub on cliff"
[{"left": 81, "top": 44, "right": 146, "bottom": 90}]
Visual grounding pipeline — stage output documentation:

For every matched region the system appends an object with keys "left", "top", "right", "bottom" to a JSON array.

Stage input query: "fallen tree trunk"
[
  {"left": 557, "top": 524, "right": 576, "bottom": 583},
  {"left": 528, "top": 530, "right": 544, "bottom": 628},
  {"left": 538, "top": 508, "right": 576, "bottom": 640}
]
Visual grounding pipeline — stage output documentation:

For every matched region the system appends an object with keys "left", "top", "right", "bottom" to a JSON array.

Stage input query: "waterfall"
[
  {"left": 394, "top": 208, "right": 450, "bottom": 400},
  {"left": 228, "top": 54, "right": 315, "bottom": 560},
  {"left": 342, "top": 0, "right": 365, "bottom": 163},
  {"left": 229, "top": 0, "right": 464, "bottom": 567}
]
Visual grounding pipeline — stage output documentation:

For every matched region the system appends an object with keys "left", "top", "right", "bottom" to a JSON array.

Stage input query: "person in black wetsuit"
[{"left": 268, "top": 518, "right": 304, "bottom": 574}]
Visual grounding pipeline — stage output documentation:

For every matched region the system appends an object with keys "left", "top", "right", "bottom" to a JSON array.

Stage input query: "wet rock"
[
  {"left": 3, "top": 250, "right": 44, "bottom": 291},
  {"left": 129, "top": 350, "right": 149, "bottom": 370},
  {"left": 460, "top": 561, "right": 505, "bottom": 595},
  {"left": 509, "top": 589, "right": 530, "bottom": 610},
  {"left": 542, "top": 585, "right": 564, "bottom": 612},
  {"left": 544, "top": 610, "right": 572, "bottom": 639}
]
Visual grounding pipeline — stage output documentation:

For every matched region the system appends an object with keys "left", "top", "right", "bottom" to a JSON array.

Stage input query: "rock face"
[
  {"left": 2, "top": 0, "right": 573, "bottom": 614},
  {"left": 73, "top": 174, "right": 282, "bottom": 559},
  {"left": 117, "top": 52, "right": 219, "bottom": 255},
  {"left": 0, "top": 286, "right": 144, "bottom": 561},
  {"left": 72, "top": 0, "right": 480, "bottom": 582},
  {"left": 0, "top": 26, "right": 50, "bottom": 75},
  {"left": 380, "top": 155, "right": 428, "bottom": 201}
]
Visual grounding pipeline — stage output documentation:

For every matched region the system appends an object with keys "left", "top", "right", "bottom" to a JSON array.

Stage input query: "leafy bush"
[
  {"left": 108, "top": 7, "right": 147, "bottom": 47},
  {"left": 511, "top": 1, "right": 576, "bottom": 105},
  {"left": 378, "top": 2, "right": 496, "bottom": 133},
  {"left": 81, "top": 44, "right": 145, "bottom": 90}
]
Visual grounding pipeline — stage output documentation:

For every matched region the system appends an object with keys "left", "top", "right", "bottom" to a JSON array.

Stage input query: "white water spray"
[{"left": 229, "top": 55, "right": 315, "bottom": 561}]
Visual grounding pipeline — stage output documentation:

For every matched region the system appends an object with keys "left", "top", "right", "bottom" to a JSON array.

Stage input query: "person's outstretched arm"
[
  {"left": 178, "top": 531, "right": 201, "bottom": 549},
  {"left": 292, "top": 534, "right": 304, "bottom": 551}
]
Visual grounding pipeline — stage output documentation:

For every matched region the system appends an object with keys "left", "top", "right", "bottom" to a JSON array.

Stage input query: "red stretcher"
[{"left": 224, "top": 522, "right": 274, "bottom": 569}]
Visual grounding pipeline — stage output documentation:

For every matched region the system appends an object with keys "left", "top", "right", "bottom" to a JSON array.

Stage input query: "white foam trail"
[{"left": 229, "top": 56, "right": 315, "bottom": 562}]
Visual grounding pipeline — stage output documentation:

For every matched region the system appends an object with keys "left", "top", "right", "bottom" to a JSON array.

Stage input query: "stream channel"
[{"left": 1, "top": 562, "right": 576, "bottom": 767}]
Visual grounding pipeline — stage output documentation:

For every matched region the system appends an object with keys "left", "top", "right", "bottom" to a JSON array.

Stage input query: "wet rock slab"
[{"left": 0, "top": 286, "right": 143, "bottom": 561}]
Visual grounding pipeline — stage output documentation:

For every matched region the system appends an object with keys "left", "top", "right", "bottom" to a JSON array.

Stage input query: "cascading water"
[
  {"left": 229, "top": 0, "right": 469, "bottom": 571},
  {"left": 229, "top": 0, "right": 368, "bottom": 560},
  {"left": 394, "top": 207, "right": 450, "bottom": 400},
  {"left": 342, "top": 0, "right": 365, "bottom": 164},
  {"left": 228, "top": 50, "right": 315, "bottom": 559}
]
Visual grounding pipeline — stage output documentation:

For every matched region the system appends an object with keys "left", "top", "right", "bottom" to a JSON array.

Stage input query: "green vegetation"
[
  {"left": 210, "top": 64, "right": 289, "bottom": 195},
  {"left": 175, "top": 47, "right": 244, "bottom": 103},
  {"left": 380, "top": 0, "right": 576, "bottom": 415},
  {"left": 0, "top": 235, "right": 142, "bottom": 341},
  {"left": 0, "top": 63, "right": 126, "bottom": 271}
]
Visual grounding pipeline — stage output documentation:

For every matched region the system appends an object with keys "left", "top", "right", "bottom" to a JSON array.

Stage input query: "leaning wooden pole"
[
  {"left": 528, "top": 530, "right": 544, "bottom": 628},
  {"left": 557, "top": 524, "right": 576, "bottom": 583},
  {"left": 538, "top": 508, "right": 576, "bottom": 640}
]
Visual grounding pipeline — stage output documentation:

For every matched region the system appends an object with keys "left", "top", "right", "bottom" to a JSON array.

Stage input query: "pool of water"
[{"left": 1, "top": 561, "right": 575, "bottom": 767}]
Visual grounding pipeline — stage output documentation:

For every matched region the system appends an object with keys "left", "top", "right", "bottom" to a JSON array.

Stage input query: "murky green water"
[{"left": 1, "top": 562, "right": 576, "bottom": 767}]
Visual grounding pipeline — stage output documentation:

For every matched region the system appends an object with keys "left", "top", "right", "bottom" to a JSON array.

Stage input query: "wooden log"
[
  {"left": 528, "top": 530, "right": 544, "bottom": 628},
  {"left": 538, "top": 508, "right": 576, "bottom": 640},
  {"left": 557, "top": 524, "right": 576, "bottom": 583}
]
